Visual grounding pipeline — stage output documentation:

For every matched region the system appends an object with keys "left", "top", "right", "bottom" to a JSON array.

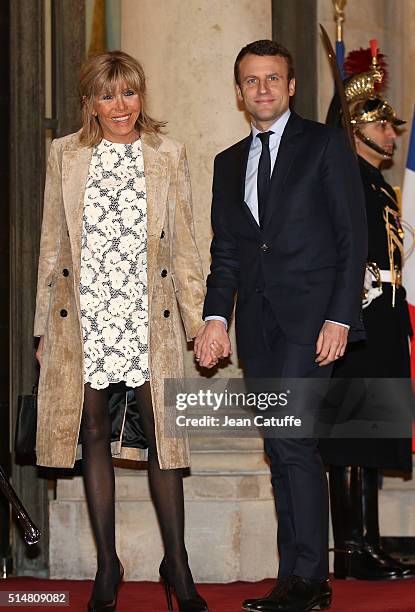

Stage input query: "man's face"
[
  {"left": 236, "top": 53, "right": 295, "bottom": 130},
  {"left": 355, "top": 121, "right": 397, "bottom": 166}
]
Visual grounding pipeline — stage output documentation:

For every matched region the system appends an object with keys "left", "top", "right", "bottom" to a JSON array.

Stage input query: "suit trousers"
[{"left": 242, "top": 298, "right": 333, "bottom": 580}]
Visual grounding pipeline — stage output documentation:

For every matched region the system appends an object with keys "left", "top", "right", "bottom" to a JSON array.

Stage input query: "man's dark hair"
[{"left": 234, "top": 39, "right": 295, "bottom": 85}]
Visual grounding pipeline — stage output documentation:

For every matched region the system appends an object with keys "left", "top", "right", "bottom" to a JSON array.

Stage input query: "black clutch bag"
[{"left": 15, "top": 387, "right": 37, "bottom": 456}]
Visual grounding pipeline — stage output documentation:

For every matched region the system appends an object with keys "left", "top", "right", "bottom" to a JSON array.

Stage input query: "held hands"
[
  {"left": 194, "top": 320, "right": 232, "bottom": 369},
  {"left": 35, "top": 322, "right": 344, "bottom": 369},
  {"left": 315, "top": 321, "right": 348, "bottom": 366}
]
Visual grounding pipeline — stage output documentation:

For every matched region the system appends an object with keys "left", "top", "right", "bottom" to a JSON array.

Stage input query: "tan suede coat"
[{"left": 34, "top": 130, "right": 205, "bottom": 469}]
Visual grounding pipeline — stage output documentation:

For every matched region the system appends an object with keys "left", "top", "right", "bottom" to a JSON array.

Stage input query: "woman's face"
[{"left": 92, "top": 81, "right": 141, "bottom": 143}]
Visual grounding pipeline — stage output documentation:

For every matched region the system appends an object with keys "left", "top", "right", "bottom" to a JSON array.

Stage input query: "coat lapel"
[
  {"left": 141, "top": 132, "right": 169, "bottom": 297},
  {"left": 262, "top": 112, "right": 304, "bottom": 230},
  {"left": 238, "top": 135, "right": 261, "bottom": 234},
  {"left": 62, "top": 144, "right": 93, "bottom": 283}
]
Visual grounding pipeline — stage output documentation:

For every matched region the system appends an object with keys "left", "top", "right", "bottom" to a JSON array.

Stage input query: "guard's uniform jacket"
[{"left": 320, "top": 155, "right": 413, "bottom": 472}]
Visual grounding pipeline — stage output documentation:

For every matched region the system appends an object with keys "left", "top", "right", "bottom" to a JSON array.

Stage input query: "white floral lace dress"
[{"left": 80, "top": 138, "right": 149, "bottom": 390}]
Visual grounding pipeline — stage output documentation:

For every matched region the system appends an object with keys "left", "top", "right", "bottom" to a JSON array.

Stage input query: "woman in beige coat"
[{"left": 34, "top": 51, "right": 214, "bottom": 612}]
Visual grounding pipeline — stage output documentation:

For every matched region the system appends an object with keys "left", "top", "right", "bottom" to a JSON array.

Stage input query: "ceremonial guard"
[{"left": 320, "top": 43, "right": 415, "bottom": 580}]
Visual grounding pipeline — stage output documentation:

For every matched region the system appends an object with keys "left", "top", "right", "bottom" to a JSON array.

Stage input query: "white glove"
[{"left": 362, "top": 263, "right": 382, "bottom": 309}]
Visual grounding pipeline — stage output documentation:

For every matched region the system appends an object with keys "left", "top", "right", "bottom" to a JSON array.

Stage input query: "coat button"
[
  {"left": 160, "top": 230, "right": 165, "bottom": 239},
  {"left": 163, "top": 309, "right": 170, "bottom": 318},
  {"left": 62, "top": 268, "right": 69, "bottom": 277},
  {"left": 260, "top": 243, "right": 269, "bottom": 252},
  {"left": 161, "top": 269, "right": 167, "bottom": 277},
  {"left": 60, "top": 309, "right": 68, "bottom": 317}
]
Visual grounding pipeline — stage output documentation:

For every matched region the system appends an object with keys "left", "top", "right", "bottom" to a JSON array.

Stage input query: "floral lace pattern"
[{"left": 80, "top": 138, "right": 149, "bottom": 390}]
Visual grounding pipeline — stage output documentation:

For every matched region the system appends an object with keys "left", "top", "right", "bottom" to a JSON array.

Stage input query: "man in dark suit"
[{"left": 195, "top": 40, "right": 367, "bottom": 611}]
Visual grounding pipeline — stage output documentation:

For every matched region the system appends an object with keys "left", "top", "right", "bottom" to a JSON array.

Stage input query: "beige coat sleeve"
[
  {"left": 33, "top": 140, "right": 63, "bottom": 337},
  {"left": 171, "top": 145, "right": 206, "bottom": 341}
]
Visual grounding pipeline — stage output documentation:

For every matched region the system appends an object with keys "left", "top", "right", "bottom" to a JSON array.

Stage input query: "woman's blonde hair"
[{"left": 79, "top": 50, "right": 166, "bottom": 146}]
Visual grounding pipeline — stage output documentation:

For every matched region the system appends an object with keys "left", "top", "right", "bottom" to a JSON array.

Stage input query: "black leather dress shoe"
[
  {"left": 374, "top": 548, "right": 415, "bottom": 579},
  {"left": 242, "top": 576, "right": 332, "bottom": 612},
  {"left": 397, "top": 562, "right": 415, "bottom": 579},
  {"left": 242, "top": 578, "right": 289, "bottom": 611},
  {"left": 334, "top": 545, "right": 404, "bottom": 580}
]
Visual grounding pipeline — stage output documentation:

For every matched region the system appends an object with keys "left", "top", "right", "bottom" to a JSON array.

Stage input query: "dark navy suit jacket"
[{"left": 203, "top": 112, "right": 367, "bottom": 358}]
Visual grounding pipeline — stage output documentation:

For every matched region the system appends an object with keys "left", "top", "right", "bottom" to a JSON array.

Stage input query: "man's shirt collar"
[{"left": 251, "top": 108, "right": 291, "bottom": 144}]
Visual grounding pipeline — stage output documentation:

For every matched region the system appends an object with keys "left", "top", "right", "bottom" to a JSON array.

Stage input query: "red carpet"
[{"left": 2, "top": 577, "right": 415, "bottom": 611}]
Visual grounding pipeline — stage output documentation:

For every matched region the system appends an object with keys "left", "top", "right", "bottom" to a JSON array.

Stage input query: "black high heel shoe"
[
  {"left": 159, "top": 558, "right": 208, "bottom": 612},
  {"left": 87, "top": 560, "right": 124, "bottom": 611}
]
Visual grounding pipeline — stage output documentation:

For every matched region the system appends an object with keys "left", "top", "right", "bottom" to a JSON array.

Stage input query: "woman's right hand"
[{"left": 36, "top": 336, "right": 45, "bottom": 367}]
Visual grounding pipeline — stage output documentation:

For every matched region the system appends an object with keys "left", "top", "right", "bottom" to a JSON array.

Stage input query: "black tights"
[{"left": 81, "top": 382, "right": 196, "bottom": 601}]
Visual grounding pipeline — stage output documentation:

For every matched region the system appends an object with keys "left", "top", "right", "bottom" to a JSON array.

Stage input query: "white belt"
[{"left": 379, "top": 269, "right": 393, "bottom": 283}]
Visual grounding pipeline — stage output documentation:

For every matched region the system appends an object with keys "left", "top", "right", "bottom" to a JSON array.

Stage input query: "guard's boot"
[{"left": 329, "top": 466, "right": 403, "bottom": 580}]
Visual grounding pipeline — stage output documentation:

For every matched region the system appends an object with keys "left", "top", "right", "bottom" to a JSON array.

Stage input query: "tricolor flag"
[
  {"left": 402, "top": 109, "right": 415, "bottom": 378},
  {"left": 402, "top": 108, "right": 415, "bottom": 452}
]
